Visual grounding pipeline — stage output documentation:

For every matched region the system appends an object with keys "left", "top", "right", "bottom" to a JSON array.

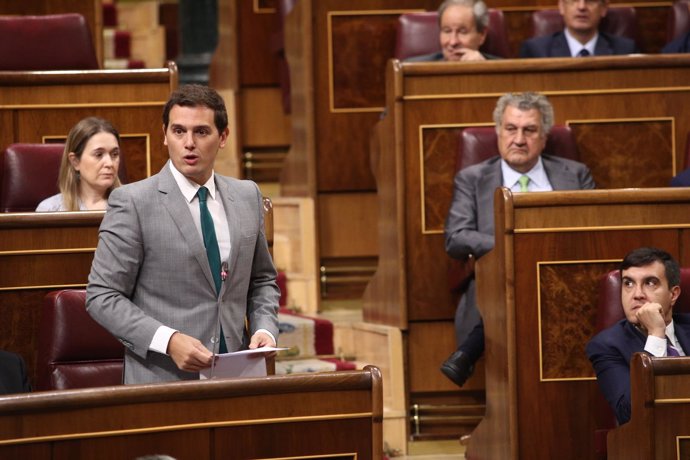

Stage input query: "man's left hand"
[{"left": 249, "top": 331, "right": 277, "bottom": 358}]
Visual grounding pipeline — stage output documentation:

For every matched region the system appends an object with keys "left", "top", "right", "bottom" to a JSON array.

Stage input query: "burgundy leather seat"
[
  {"left": 531, "top": 7, "right": 639, "bottom": 44},
  {"left": 395, "top": 9, "right": 511, "bottom": 60},
  {"left": 36, "top": 290, "right": 124, "bottom": 391},
  {"left": 667, "top": 0, "right": 690, "bottom": 42},
  {"left": 0, "top": 143, "right": 64, "bottom": 212},
  {"left": 0, "top": 13, "right": 98, "bottom": 70},
  {"left": 456, "top": 125, "right": 580, "bottom": 171}
]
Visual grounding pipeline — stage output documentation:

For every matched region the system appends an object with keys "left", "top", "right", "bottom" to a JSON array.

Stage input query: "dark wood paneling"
[
  {"left": 573, "top": 120, "right": 674, "bottom": 188},
  {"left": 239, "top": 0, "right": 280, "bottom": 86},
  {"left": 0, "top": 213, "right": 102, "bottom": 387},
  {"left": 0, "top": 65, "right": 177, "bottom": 181}
]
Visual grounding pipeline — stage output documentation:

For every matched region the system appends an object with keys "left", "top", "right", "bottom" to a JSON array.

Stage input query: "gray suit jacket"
[
  {"left": 445, "top": 154, "right": 595, "bottom": 344},
  {"left": 86, "top": 163, "right": 280, "bottom": 384}
]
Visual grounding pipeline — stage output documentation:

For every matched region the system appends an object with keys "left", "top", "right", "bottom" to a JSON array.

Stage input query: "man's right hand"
[
  {"left": 167, "top": 332, "right": 213, "bottom": 372},
  {"left": 636, "top": 302, "right": 667, "bottom": 339}
]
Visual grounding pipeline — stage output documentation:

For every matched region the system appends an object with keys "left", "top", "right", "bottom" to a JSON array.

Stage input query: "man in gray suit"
[
  {"left": 441, "top": 92, "right": 595, "bottom": 387},
  {"left": 87, "top": 85, "right": 280, "bottom": 384}
]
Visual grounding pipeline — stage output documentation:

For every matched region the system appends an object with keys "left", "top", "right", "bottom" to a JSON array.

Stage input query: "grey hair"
[
  {"left": 493, "top": 92, "right": 555, "bottom": 136},
  {"left": 438, "top": 0, "right": 490, "bottom": 33}
]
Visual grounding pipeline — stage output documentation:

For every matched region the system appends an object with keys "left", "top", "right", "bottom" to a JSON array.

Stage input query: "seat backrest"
[
  {"left": 531, "top": 7, "right": 638, "bottom": 44},
  {"left": 36, "top": 290, "right": 124, "bottom": 391},
  {"left": 0, "top": 13, "right": 99, "bottom": 71},
  {"left": 456, "top": 125, "right": 579, "bottom": 172},
  {"left": 596, "top": 267, "right": 690, "bottom": 332},
  {"left": 0, "top": 143, "right": 63, "bottom": 212},
  {"left": 394, "top": 9, "right": 510, "bottom": 60},
  {"left": 668, "top": 0, "right": 690, "bottom": 42}
]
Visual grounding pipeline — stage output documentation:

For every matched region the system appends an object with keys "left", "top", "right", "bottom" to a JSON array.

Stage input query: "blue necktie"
[
  {"left": 198, "top": 186, "right": 227, "bottom": 353},
  {"left": 577, "top": 49, "right": 591, "bottom": 57}
]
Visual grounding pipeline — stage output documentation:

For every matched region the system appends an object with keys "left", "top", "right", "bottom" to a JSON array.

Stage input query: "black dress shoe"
[{"left": 440, "top": 350, "right": 474, "bottom": 387}]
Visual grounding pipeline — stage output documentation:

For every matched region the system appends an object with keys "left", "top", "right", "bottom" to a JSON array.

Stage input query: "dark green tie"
[{"left": 197, "top": 186, "right": 227, "bottom": 353}]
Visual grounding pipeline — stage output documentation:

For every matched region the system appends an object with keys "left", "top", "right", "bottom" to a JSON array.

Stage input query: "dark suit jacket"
[
  {"left": 670, "top": 167, "right": 690, "bottom": 187},
  {"left": 519, "top": 31, "right": 638, "bottom": 58},
  {"left": 0, "top": 350, "right": 31, "bottom": 394},
  {"left": 445, "top": 154, "right": 595, "bottom": 346},
  {"left": 586, "top": 314, "right": 690, "bottom": 425},
  {"left": 662, "top": 32, "right": 690, "bottom": 53}
]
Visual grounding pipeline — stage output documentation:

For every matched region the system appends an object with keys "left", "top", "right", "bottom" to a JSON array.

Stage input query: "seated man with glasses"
[{"left": 519, "top": 0, "right": 638, "bottom": 58}]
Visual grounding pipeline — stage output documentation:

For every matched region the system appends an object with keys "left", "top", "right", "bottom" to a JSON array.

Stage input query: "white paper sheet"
[{"left": 199, "top": 347, "right": 287, "bottom": 380}]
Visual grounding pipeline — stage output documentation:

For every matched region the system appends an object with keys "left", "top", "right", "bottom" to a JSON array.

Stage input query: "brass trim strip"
[
  {"left": 0, "top": 101, "right": 166, "bottom": 109},
  {"left": 253, "top": 0, "right": 277, "bottom": 14},
  {"left": 0, "top": 412, "right": 374, "bottom": 446},
  {"left": 677, "top": 435, "right": 690, "bottom": 460},
  {"left": 514, "top": 223, "right": 690, "bottom": 234},
  {"left": 656, "top": 398, "right": 690, "bottom": 404},
  {"left": 327, "top": 9, "right": 425, "bottom": 113},
  {"left": 255, "top": 454, "right": 357, "bottom": 460},
  {"left": 0, "top": 283, "right": 87, "bottom": 292},
  {"left": 403, "top": 86, "right": 690, "bottom": 101},
  {"left": 537, "top": 259, "right": 621, "bottom": 382},
  {"left": 0, "top": 248, "right": 96, "bottom": 256},
  {"left": 418, "top": 122, "right": 494, "bottom": 235}
]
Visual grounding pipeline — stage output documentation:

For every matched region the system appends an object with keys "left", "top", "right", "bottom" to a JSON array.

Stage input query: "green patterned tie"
[
  {"left": 518, "top": 175, "right": 530, "bottom": 192},
  {"left": 197, "top": 186, "right": 227, "bottom": 353}
]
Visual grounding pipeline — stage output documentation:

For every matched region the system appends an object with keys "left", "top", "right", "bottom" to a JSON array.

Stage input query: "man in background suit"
[
  {"left": 407, "top": 0, "right": 499, "bottom": 62},
  {"left": 441, "top": 92, "right": 595, "bottom": 387},
  {"left": 87, "top": 84, "right": 280, "bottom": 384},
  {"left": 587, "top": 247, "right": 690, "bottom": 425},
  {"left": 519, "top": 0, "right": 637, "bottom": 58},
  {"left": 0, "top": 350, "right": 31, "bottom": 394}
]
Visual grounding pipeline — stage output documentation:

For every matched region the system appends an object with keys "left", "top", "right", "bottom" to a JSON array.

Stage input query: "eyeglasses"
[{"left": 562, "top": 0, "right": 604, "bottom": 6}]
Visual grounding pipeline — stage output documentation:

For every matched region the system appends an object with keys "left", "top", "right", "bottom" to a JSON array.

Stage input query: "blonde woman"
[{"left": 36, "top": 117, "right": 122, "bottom": 211}]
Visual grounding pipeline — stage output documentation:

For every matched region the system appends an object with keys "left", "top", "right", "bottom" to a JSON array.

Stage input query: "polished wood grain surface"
[
  {"left": 0, "top": 366, "right": 383, "bottom": 460},
  {"left": 468, "top": 187, "right": 690, "bottom": 460},
  {"left": 0, "top": 212, "right": 102, "bottom": 386},
  {"left": 608, "top": 354, "right": 690, "bottom": 460},
  {"left": 0, "top": 63, "right": 178, "bottom": 182}
]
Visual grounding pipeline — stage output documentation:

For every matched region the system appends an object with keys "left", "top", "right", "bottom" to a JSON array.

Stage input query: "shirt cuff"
[
  {"left": 150, "top": 325, "right": 178, "bottom": 355},
  {"left": 644, "top": 334, "right": 667, "bottom": 357},
  {"left": 255, "top": 328, "right": 276, "bottom": 347}
]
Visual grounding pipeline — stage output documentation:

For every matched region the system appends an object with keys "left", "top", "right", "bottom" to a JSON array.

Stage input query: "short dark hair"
[
  {"left": 162, "top": 84, "right": 228, "bottom": 133},
  {"left": 620, "top": 247, "right": 680, "bottom": 288}
]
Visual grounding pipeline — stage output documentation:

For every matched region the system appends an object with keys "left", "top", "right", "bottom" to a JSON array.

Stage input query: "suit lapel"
[
  {"left": 158, "top": 165, "right": 217, "bottom": 293},
  {"left": 542, "top": 156, "right": 579, "bottom": 190},
  {"left": 673, "top": 314, "right": 690, "bottom": 353},
  {"left": 551, "top": 33, "right": 572, "bottom": 57},
  {"left": 594, "top": 33, "right": 614, "bottom": 56}
]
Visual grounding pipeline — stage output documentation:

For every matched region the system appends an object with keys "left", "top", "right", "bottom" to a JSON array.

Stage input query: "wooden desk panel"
[
  {"left": 608, "top": 354, "right": 690, "bottom": 460},
  {"left": 0, "top": 212, "right": 102, "bottom": 386},
  {"left": 0, "top": 366, "right": 383, "bottom": 460},
  {"left": 0, "top": 64, "right": 178, "bottom": 182},
  {"left": 468, "top": 188, "right": 690, "bottom": 460}
]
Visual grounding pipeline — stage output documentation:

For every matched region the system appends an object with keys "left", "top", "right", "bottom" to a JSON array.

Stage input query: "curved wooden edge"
[
  {"left": 0, "top": 66, "right": 177, "bottom": 86},
  {"left": 399, "top": 54, "right": 690, "bottom": 76},
  {"left": 0, "top": 367, "right": 382, "bottom": 414},
  {"left": 505, "top": 187, "right": 690, "bottom": 207},
  {"left": 0, "top": 211, "right": 104, "bottom": 228}
]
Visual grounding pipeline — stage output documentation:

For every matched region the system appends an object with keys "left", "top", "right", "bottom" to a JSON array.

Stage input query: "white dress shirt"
[
  {"left": 644, "top": 320, "right": 686, "bottom": 357},
  {"left": 501, "top": 157, "right": 554, "bottom": 192},
  {"left": 564, "top": 28, "right": 598, "bottom": 57}
]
